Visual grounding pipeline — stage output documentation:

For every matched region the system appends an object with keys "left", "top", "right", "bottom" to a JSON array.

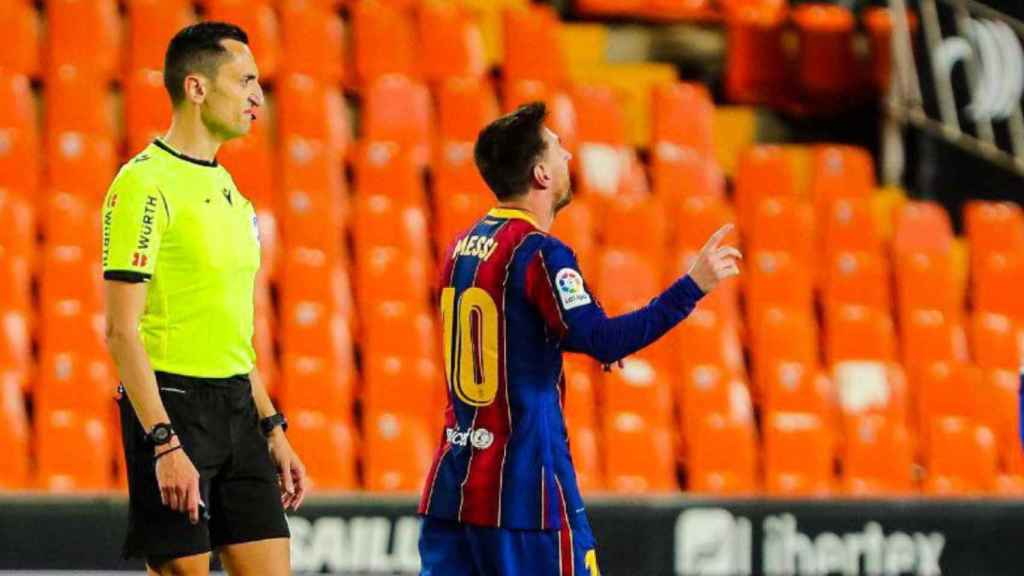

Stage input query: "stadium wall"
[{"left": 3, "top": 496, "right": 1024, "bottom": 575}]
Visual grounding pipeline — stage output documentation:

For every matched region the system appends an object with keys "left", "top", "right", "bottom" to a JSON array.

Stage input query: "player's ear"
[
  {"left": 183, "top": 73, "right": 207, "bottom": 104},
  {"left": 532, "top": 162, "right": 551, "bottom": 189}
]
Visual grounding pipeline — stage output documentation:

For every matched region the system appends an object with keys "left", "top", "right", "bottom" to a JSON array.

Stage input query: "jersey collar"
[
  {"left": 153, "top": 139, "right": 219, "bottom": 168},
  {"left": 488, "top": 207, "right": 539, "bottom": 228}
]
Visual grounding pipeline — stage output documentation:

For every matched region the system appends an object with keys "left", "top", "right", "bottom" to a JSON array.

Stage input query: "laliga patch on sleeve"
[{"left": 555, "top": 268, "right": 592, "bottom": 310}]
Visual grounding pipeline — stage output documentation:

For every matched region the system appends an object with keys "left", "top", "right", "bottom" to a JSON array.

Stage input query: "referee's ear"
[{"left": 182, "top": 74, "right": 208, "bottom": 106}]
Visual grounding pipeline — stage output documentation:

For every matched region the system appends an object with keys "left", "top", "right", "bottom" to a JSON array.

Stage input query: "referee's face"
[{"left": 202, "top": 39, "right": 263, "bottom": 140}]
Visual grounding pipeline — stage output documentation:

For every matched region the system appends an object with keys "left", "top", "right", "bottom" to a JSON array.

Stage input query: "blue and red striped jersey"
[{"left": 419, "top": 207, "right": 706, "bottom": 530}]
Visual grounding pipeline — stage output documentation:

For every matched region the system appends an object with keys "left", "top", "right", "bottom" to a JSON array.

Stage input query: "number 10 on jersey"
[{"left": 441, "top": 287, "right": 500, "bottom": 407}]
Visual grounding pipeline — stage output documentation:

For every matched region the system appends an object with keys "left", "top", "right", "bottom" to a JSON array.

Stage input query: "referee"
[{"left": 103, "top": 22, "right": 304, "bottom": 575}]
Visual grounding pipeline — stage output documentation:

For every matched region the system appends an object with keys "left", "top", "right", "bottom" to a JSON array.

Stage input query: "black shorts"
[{"left": 118, "top": 371, "right": 290, "bottom": 564}]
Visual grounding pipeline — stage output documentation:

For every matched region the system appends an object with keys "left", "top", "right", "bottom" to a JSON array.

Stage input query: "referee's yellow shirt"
[{"left": 102, "top": 140, "right": 260, "bottom": 378}]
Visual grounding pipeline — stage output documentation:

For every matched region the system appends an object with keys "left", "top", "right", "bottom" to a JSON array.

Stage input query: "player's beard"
[{"left": 552, "top": 181, "right": 572, "bottom": 214}]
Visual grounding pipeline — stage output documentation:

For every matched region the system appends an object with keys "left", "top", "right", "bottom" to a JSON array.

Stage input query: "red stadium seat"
[
  {"left": 689, "top": 413, "right": 758, "bottom": 495},
  {"left": 651, "top": 83, "right": 714, "bottom": 157},
  {"left": 0, "top": 372, "right": 30, "bottom": 489},
  {"left": 924, "top": 417, "right": 996, "bottom": 495},
  {"left": 763, "top": 411, "right": 834, "bottom": 496},
  {"left": 363, "top": 412, "right": 434, "bottom": 492},
  {"left": 362, "top": 75, "right": 433, "bottom": 167},
  {"left": 123, "top": 68, "right": 171, "bottom": 155},
  {"left": 864, "top": 7, "right": 919, "bottom": 92},
  {"left": 35, "top": 409, "right": 113, "bottom": 491},
  {"left": 437, "top": 77, "right": 499, "bottom": 143},
  {"left": 1, "top": 0, "right": 40, "bottom": 77},
  {"left": 724, "top": 3, "right": 788, "bottom": 104},
  {"left": 286, "top": 410, "right": 358, "bottom": 490},
  {"left": 793, "top": 4, "right": 858, "bottom": 99},
  {"left": 46, "top": 0, "right": 121, "bottom": 81},
  {"left": 503, "top": 6, "right": 566, "bottom": 88},
  {"left": 575, "top": 0, "right": 644, "bottom": 16},
  {"left": 279, "top": 3, "right": 344, "bottom": 82},
  {"left": 602, "top": 412, "right": 677, "bottom": 493},
  {"left": 419, "top": 2, "right": 487, "bottom": 83},
  {"left": 841, "top": 414, "right": 915, "bottom": 495},
  {"left": 351, "top": 0, "right": 417, "bottom": 85},
  {"left": 125, "top": 0, "right": 195, "bottom": 73},
  {"left": 204, "top": 0, "right": 280, "bottom": 80},
  {"left": 0, "top": 71, "right": 40, "bottom": 196}
]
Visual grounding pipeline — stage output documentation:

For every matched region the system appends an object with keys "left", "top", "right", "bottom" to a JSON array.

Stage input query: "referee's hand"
[
  {"left": 155, "top": 438, "right": 202, "bottom": 525},
  {"left": 688, "top": 223, "right": 742, "bottom": 294},
  {"left": 269, "top": 432, "right": 307, "bottom": 511}
]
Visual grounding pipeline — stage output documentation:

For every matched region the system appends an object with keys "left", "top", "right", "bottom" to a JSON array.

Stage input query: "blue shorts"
[{"left": 419, "top": 513, "right": 600, "bottom": 576}]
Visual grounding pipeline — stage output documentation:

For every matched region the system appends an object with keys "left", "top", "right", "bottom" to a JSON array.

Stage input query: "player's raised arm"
[{"left": 526, "top": 225, "right": 741, "bottom": 365}]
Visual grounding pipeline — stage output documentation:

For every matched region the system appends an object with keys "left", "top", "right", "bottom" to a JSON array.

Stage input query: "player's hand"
[
  {"left": 269, "top": 431, "right": 307, "bottom": 511},
  {"left": 154, "top": 437, "right": 201, "bottom": 525},
  {"left": 687, "top": 223, "right": 742, "bottom": 294}
]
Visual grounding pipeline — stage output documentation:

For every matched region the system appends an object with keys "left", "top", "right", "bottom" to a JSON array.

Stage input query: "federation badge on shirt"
[{"left": 555, "top": 268, "right": 591, "bottom": 310}]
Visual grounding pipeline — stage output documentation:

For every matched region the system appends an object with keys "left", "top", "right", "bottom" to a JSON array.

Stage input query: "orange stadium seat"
[
  {"left": 286, "top": 410, "right": 358, "bottom": 490},
  {"left": 841, "top": 414, "right": 915, "bottom": 495},
  {"left": 603, "top": 412, "right": 677, "bottom": 493},
  {"left": 734, "top": 145, "right": 797, "bottom": 233},
  {"left": 833, "top": 361, "right": 910, "bottom": 425},
  {"left": 352, "top": 194, "right": 431, "bottom": 257},
  {"left": 652, "top": 149, "right": 725, "bottom": 201},
  {"left": 825, "top": 305, "right": 897, "bottom": 365},
  {"left": 278, "top": 146, "right": 347, "bottom": 248},
  {"left": 0, "top": 250, "right": 32, "bottom": 325},
  {"left": 603, "top": 356, "right": 674, "bottom": 428},
  {"left": 276, "top": 74, "right": 349, "bottom": 158},
  {"left": 895, "top": 251, "right": 961, "bottom": 320},
  {"left": 763, "top": 411, "right": 834, "bottom": 496},
  {"left": 0, "top": 372, "right": 30, "bottom": 489},
  {"left": 0, "top": 309, "right": 32, "bottom": 386},
  {"left": 123, "top": 68, "right": 171, "bottom": 155},
  {"left": 820, "top": 197, "right": 883, "bottom": 259},
  {"left": 362, "top": 356, "right": 443, "bottom": 418},
  {"left": 822, "top": 251, "right": 891, "bottom": 313},
  {"left": 433, "top": 152, "right": 492, "bottom": 249},
  {"left": 437, "top": 77, "right": 499, "bottom": 143},
  {"left": 679, "top": 365, "right": 752, "bottom": 442},
  {"left": 0, "top": 189, "right": 37, "bottom": 263},
  {"left": 893, "top": 201, "right": 954, "bottom": 257},
  {"left": 572, "top": 84, "right": 627, "bottom": 147},
  {"left": 793, "top": 4, "right": 858, "bottom": 99},
  {"left": 279, "top": 349, "right": 356, "bottom": 418},
  {"left": 563, "top": 356, "right": 598, "bottom": 428},
  {"left": 748, "top": 197, "right": 816, "bottom": 269},
  {"left": 672, "top": 307, "right": 745, "bottom": 377},
  {"left": 568, "top": 424, "right": 604, "bottom": 492},
  {"left": 204, "top": 0, "right": 279, "bottom": 80},
  {"left": 970, "top": 312, "right": 1021, "bottom": 370},
  {"left": 674, "top": 196, "right": 737, "bottom": 251},
  {"left": 575, "top": 0, "right": 644, "bottom": 16},
  {"left": 253, "top": 312, "right": 278, "bottom": 397},
  {"left": 219, "top": 114, "right": 275, "bottom": 209},
  {"left": 503, "top": 6, "right": 566, "bottom": 88},
  {"left": 751, "top": 308, "right": 818, "bottom": 395},
  {"left": 974, "top": 251, "right": 1024, "bottom": 321},
  {"left": 651, "top": 83, "right": 714, "bottom": 157},
  {"left": 964, "top": 201, "right": 1024, "bottom": 266},
  {"left": 46, "top": 132, "right": 119, "bottom": 201},
  {"left": 278, "top": 247, "right": 355, "bottom": 324},
  {"left": 810, "top": 145, "right": 874, "bottom": 211},
  {"left": 38, "top": 241, "right": 103, "bottom": 308},
  {"left": 688, "top": 413, "right": 758, "bottom": 494},
  {"left": 362, "top": 300, "right": 437, "bottom": 361},
  {"left": 354, "top": 142, "right": 426, "bottom": 203},
  {"left": 355, "top": 247, "right": 432, "bottom": 314},
  {"left": 35, "top": 350, "right": 116, "bottom": 417},
  {"left": 595, "top": 250, "right": 660, "bottom": 313},
  {"left": 901, "top": 309, "right": 968, "bottom": 370},
  {"left": 419, "top": 1, "right": 487, "bottom": 83},
  {"left": 0, "top": 71, "right": 40, "bottom": 196},
  {"left": 351, "top": 0, "right": 417, "bottom": 85},
  {"left": 924, "top": 416, "right": 997, "bottom": 495},
  {"left": 724, "top": 2, "right": 788, "bottom": 104},
  {"left": 125, "top": 0, "right": 195, "bottom": 73},
  {"left": 46, "top": 0, "right": 120, "bottom": 81},
  {"left": 45, "top": 67, "right": 116, "bottom": 140},
  {"left": 762, "top": 359, "right": 833, "bottom": 419},
  {"left": 601, "top": 196, "right": 669, "bottom": 258},
  {"left": 977, "top": 368, "right": 1024, "bottom": 474},
  {"left": 1, "top": 0, "right": 40, "bottom": 77},
  {"left": 363, "top": 412, "right": 434, "bottom": 492},
  {"left": 38, "top": 299, "right": 105, "bottom": 361},
  {"left": 745, "top": 252, "right": 815, "bottom": 322},
  {"left": 35, "top": 409, "right": 113, "bottom": 491},
  {"left": 362, "top": 75, "right": 433, "bottom": 167},
  {"left": 550, "top": 197, "right": 597, "bottom": 269},
  {"left": 279, "top": 3, "right": 344, "bottom": 82}
]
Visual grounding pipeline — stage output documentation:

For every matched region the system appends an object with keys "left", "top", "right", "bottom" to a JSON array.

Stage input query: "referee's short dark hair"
[
  {"left": 474, "top": 102, "right": 548, "bottom": 201},
  {"left": 164, "top": 22, "right": 249, "bottom": 107}
]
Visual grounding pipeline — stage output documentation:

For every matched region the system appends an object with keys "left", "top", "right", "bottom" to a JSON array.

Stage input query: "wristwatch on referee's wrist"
[
  {"left": 260, "top": 413, "right": 288, "bottom": 437},
  {"left": 146, "top": 423, "right": 176, "bottom": 447}
]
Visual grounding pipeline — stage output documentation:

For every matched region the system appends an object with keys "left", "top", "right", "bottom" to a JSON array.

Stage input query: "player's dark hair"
[
  {"left": 474, "top": 102, "right": 548, "bottom": 201},
  {"left": 164, "top": 22, "right": 249, "bottom": 106}
]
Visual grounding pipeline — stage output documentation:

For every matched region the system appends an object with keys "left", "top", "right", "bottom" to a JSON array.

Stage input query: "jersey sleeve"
[
  {"left": 525, "top": 236, "right": 706, "bottom": 365},
  {"left": 101, "top": 168, "right": 169, "bottom": 283}
]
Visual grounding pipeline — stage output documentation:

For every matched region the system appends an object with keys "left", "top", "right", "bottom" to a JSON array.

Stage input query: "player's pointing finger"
[{"left": 702, "top": 223, "right": 734, "bottom": 252}]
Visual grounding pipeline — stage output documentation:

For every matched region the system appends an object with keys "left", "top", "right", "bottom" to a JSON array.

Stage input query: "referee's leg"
[
  {"left": 147, "top": 553, "right": 211, "bottom": 576},
  {"left": 219, "top": 538, "right": 290, "bottom": 575}
]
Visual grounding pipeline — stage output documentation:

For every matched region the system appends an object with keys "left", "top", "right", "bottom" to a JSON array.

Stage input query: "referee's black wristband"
[
  {"left": 154, "top": 444, "right": 183, "bottom": 462},
  {"left": 260, "top": 413, "right": 288, "bottom": 437}
]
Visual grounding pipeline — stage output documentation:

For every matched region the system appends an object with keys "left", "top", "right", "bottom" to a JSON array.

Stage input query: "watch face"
[{"left": 152, "top": 426, "right": 171, "bottom": 443}]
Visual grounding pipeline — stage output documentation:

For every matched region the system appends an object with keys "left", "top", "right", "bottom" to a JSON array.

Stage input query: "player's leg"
[
  {"left": 465, "top": 524, "right": 561, "bottom": 575},
  {"left": 147, "top": 552, "right": 212, "bottom": 576},
  {"left": 419, "top": 516, "right": 479, "bottom": 576},
  {"left": 218, "top": 538, "right": 290, "bottom": 576}
]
